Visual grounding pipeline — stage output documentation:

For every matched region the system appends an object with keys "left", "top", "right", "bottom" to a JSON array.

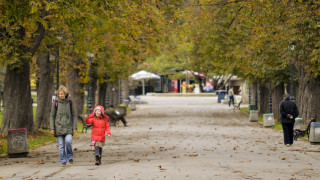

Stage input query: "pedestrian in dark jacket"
[
  {"left": 85, "top": 105, "right": 111, "bottom": 165},
  {"left": 279, "top": 93, "right": 299, "bottom": 146},
  {"left": 50, "top": 86, "right": 77, "bottom": 166},
  {"left": 228, "top": 88, "right": 234, "bottom": 107}
]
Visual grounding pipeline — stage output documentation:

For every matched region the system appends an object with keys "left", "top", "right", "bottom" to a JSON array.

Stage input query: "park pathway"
[{"left": 1, "top": 96, "right": 320, "bottom": 179}]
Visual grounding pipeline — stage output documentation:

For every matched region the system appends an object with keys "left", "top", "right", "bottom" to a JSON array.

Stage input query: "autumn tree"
[{"left": 0, "top": 1, "right": 47, "bottom": 135}]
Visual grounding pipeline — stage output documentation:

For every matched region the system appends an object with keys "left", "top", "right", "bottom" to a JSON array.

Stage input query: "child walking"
[{"left": 85, "top": 105, "right": 111, "bottom": 165}]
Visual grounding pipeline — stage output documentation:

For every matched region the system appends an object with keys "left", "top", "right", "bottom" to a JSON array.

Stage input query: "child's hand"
[
  {"left": 107, "top": 134, "right": 111, "bottom": 137},
  {"left": 84, "top": 114, "right": 88, "bottom": 119}
]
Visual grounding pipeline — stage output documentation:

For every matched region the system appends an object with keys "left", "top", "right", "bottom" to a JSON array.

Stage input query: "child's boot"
[
  {"left": 95, "top": 155, "right": 100, "bottom": 165},
  {"left": 98, "top": 147, "right": 102, "bottom": 165},
  {"left": 95, "top": 146, "right": 101, "bottom": 165}
]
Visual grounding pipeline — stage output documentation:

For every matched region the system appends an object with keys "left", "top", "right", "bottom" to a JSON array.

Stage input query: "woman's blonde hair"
[{"left": 57, "top": 85, "right": 69, "bottom": 97}]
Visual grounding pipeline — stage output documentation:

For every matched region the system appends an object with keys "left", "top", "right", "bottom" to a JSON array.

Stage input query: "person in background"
[
  {"left": 85, "top": 105, "right": 111, "bottom": 165},
  {"left": 228, "top": 87, "right": 234, "bottom": 107},
  {"left": 50, "top": 86, "right": 77, "bottom": 167},
  {"left": 279, "top": 93, "right": 299, "bottom": 146}
]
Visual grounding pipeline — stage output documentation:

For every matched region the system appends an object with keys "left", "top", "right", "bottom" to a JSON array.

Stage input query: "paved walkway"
[{"left": 1, "top": 96, "right": 320, "bottom": 179}]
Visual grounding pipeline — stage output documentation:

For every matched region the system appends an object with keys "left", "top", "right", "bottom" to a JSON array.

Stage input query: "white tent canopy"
[{"left": 130, "top": 70, "right": 160, "bottom": 95}]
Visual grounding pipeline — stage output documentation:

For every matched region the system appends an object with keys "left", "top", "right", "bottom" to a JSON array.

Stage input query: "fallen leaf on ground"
[
  {"left": 188, "top": 154, "right": 198, "bottom": 157},
  {"left": 303, "top": 168, "right": 314, "bottom": 170},
  {"left": 156, "top": 165, "right": 167, "bottom": 171},
  {"left": 232, "top": 170, "right": 242, "bottom": 173}
]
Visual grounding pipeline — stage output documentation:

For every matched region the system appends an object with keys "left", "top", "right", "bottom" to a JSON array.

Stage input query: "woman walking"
[{"left": 50, "top": 86, "right": 77, "bottom": 167}]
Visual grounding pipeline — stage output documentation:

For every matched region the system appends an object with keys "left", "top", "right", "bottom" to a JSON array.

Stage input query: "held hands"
[{"left": 287, "top": 114, "right": 294, "bottom": 119}]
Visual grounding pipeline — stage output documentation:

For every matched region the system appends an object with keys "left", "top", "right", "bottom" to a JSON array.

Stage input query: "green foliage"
[
  {"left": 0, "top": 122, "right": 83, "bottom": 155},
  {"left": 274, "top": 123, "right": 283, "bottom": 131},
  {"left": 138, "top": 0, "right": 320, "bottom": 86},
  {"left": 27, "top": 129, "right": 56, "bottom": 151},
  {"left": 240, "top": 107, "right": 249, "bottom": 114}
]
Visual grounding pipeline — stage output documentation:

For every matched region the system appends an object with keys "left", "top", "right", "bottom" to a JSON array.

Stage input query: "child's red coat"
[{"left": 85, "top": 105, "right": 111, "bottom": 142}]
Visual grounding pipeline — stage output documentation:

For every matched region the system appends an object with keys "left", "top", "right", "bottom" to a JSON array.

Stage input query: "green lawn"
[
  {"left": 240, "top": 106, "right": 282, "bottom": 130},
  {"left": 0, "top": 106, "right": 83, "bottom": 155},
  {"left": 32, "top": 95, "right": 37, "bottom": 103}
]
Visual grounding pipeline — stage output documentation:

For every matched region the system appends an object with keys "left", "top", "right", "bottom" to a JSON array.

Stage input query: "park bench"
[
  {"left": 77, "top": 115, "right": 93, "bottom": 133},
  {"left": 105, "top": 111, "right": 121, "bottom": 126},
  {"left": 293, "top": 118, "right": 316, "bottom": 140},
  {"left": 105, "top": 106, "right": 127, "bottom": 127},
  {"left": 233, "top": 99, "right": 242, "bottom": 112}
]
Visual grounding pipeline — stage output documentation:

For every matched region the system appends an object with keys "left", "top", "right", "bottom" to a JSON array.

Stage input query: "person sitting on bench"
[{"left": 105, "top": 105, "right": 128, "bottom": 127}]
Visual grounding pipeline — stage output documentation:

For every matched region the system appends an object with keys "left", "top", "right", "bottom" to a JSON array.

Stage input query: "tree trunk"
[
  {"left": 197, "top": 77, "right": 204, "bottom": 93},
  {"left": 0, "top": 59, "right": 34, "bottom": 135},
  {"left": 122, "top": 79, "right": 130, "bottom": 100},
  {"left": 249, "top": 83, "right": 257, "bottom": 106},
  {"left": 92, "top": 78, "right": 97, "bottom": 107},
  {"left": 272, "top": 84, "right": 284, "bottom": 122},
  {"left": 35, "top": 51, "right": 55, "bottom": 129},
  {"left": 108, "top": 83, "right": 119, "bottom": 107},
  {"left": 0, "top": 21, "right": 45, "bottom": 136},
  {"left": 296, "top": 66, "right": 320, "bottom": 122},
  {"left": 66, "top": 69, "right": 85, "bottom": 116},
  {"left": 98, "top": 81, "right": 106, "bottom": 108},
  {"left": 259, "top": 84, "right": 269, "bottom": 114}
]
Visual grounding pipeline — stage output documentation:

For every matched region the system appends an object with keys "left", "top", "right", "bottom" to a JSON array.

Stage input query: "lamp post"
[
  {"left": 289, "top": 42, "right": 296, "bottom": 102},
  {"left": 119, "top": 79, "right": 122, "bottom": 104},
  {"left": 268, "top": 80, "right": 272, "bottom": 113},
  {"left": 255, "top": 82, "right": 258, "bottom": 110},
  {"left": 248, "top": 83, "right": 251, "bottom": 105},
  {"left": 105, "top": 76, "right": 110, "bottom": 109},
  {"left": 56, "top": 51, "right": 59, "bottom": 91},
  {"left": 86, "top": 53, "right": 94, "bottom": 112},
  {"left": 56, "top": 36, "right": 62, "bottom": 91}
]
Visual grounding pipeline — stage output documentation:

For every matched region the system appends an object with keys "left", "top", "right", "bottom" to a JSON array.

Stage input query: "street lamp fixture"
[
  {"left": 255, "top": 82, "right": 258, "bottom": 110},
  {"left": 87, "top": 53, "right": 94, "bottom": 112},
  {"left": 55, "top": 36, "right": 63, "bottom": 91},
  {"left": 289, "top": 42, "right": 296, "bottom": 102},
  {"left": 119, "top": 79, "right": 122, "bottom": 105},
  {"left": 105, "top": 76, "right": 110, "bottom": 109},
  {"left": 268, "top": 80, "right": 272, "bottom": 113}
]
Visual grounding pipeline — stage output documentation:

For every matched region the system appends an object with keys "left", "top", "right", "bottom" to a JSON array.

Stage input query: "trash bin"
[
  {"left": 7, "top": 128, "right": 29, "bottom": 158},
  {"left": 309, "top": 122, "right": 320, "bottom": 144},
  {"left": 123, "top": 99, "right": 129, "bottom": 107},
  {"left": 249, "top": 104, "right": 256, "bottom": 111},
  {"left": 214, "top": 90, "right": 227, "bottom": 103},
  {"left": 263, "top": 113, "right": 275, "bottom": 127},
  {"left": 294, "top": 118, "right": 303, "bottom": 130},
  {"left": 249, "top": 110, "right": 258, "bottom": 122},
  {"left": 129, "top": 102, "right": 136, "bottom": 111}
]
